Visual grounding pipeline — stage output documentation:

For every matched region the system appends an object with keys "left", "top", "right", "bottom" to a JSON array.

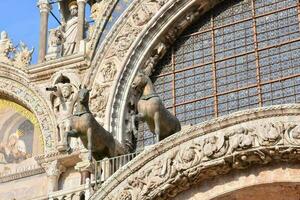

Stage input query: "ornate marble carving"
[
  {"left": 90, "top": 105, "right": 300, "bottom": 200},
  {"left": 46, "top": 28, "right": 63, "bottom": 60},
  {"left": 42, "top": 160, "right": 66, "bottom": 192},
  {"left": 48, "top": 81, "right": 78, "bottom": 151},
  {"left": 0, "top": 31, "right": 33, "bottom": 68},
  {"left": 113, "top": 120, "right": 300, "bottom": 200},
  {"left": 90, "top": 83, "right": 110, "bottom": 125},
  {"left": 0, "top": 31, "right": 15, "bottom": 64},
  {"left": 0, "top": 78, "right": 55, "bottom": 151},
  {"left": 88, "top": 0, "right": 171, "bottom": 125},
  {"left": 100, "top": 61, "right": 117, "bottom": 82},
  {"left": 143, "top": 42, "right": 167, "bottom": 76},
  {"left": 88, "top": 1, "right": 108, "bottom": 40},
  {"left": 14, "top": 42, "right": 34, "bottom": 68}
]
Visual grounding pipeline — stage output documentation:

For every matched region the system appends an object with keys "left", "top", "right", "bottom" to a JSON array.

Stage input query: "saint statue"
[
  {"left": 50, "top": 83, "right": 78, "bottom": 151},
  {"left": 0, "top": 31, "right": 15, "bottom": 64},
  {"left": 62, "top": 1, "right": 78, "bottom": 56}
]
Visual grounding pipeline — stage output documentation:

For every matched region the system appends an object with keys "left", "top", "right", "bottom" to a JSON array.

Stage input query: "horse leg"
[
  {"left": 87, "top": 128, "right": 93, "bottom": 161},
  {"left": 132, "top": 112, "right": 145, "bottom": 136},
  {"left": 154, "top": 112, "right": 160, "bottom": 142}
]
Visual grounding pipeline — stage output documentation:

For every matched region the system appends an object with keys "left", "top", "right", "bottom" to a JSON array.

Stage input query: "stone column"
[
  {"left": 37, "top": 0, "right": 51, "bottom": 63},
  {"left": 76, "top": 0, "right": 88, "bottom": 51},
  {"left": 75, "top": 149, "right": 93, "bottom": 185},
  {"left": 42, "top": 160, "right": 66, "bottom": 193}
]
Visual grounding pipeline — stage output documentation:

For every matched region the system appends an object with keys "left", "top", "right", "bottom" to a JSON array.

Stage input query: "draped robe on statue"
[{"left": 63, "top": 15, "right": 78, "bottom": 56}]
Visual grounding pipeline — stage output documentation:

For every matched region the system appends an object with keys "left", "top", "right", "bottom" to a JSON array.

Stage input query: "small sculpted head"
[
  {"left": 0, "top": 31, "right": 8, "bottom": 40},
  {"left": 68, "top": 2, "right": 78, "bottom": 17},
  {"left": 61, "top": 84, "right": 72, "bottom": 98}
]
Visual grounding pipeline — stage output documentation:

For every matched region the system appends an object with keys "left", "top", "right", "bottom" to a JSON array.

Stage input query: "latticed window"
[{"left": 136, "top": 0, "right": 300, "bottom": 148}]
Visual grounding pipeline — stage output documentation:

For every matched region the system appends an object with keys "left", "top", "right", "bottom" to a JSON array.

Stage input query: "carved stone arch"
[
  {"left": 0, "top": 64, "right": 57, "bottom": 152},
  {"left": 90, "top": 105, "right": 300, "bottom": 199},
  {"left": 51, "top": 69, "right": 82, "bottom": 87},
  {"left": 88, "top": 0, "right": 224, "bottom": 140}
]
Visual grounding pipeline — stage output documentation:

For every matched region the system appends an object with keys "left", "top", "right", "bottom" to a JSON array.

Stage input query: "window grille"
[{"left": 136, "top": 0, "right": 300, "bottom": 149}]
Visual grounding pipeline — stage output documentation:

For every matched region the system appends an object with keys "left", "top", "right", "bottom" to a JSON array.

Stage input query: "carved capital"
[
  {"left": 37, "top": 0, "right": 52, "bottom": 13},
  {"left": 75, "top": 160, "right": 93, "bottom": 173},
  {"left": 42, "top": 160, "right": 66, "bottom": 177}
]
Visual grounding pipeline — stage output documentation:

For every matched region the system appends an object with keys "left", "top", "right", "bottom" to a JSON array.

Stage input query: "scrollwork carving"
[
  {"left": 256, "top": 122, "right": 284, "bottom": 146},
  {"left": 110, "top": 120, "right": 300, "bottom": 200}
]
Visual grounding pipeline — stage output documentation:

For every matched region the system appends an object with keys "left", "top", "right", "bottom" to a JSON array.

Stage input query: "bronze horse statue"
[
  {"left": 66, "top": 86, "right": 125, "bottom": 161},
  {"left": 132, "top": 72, "right": 181, "bottom": 142}
]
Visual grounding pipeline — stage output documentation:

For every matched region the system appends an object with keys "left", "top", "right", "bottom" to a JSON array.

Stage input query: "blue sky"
[{"left": 0, "top": 1, "right": 63, "bottom": 64}]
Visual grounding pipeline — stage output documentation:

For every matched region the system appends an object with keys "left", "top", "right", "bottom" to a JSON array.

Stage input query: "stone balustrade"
[{"left": 94, "top": 151, "right": 140, "bottom": 188}]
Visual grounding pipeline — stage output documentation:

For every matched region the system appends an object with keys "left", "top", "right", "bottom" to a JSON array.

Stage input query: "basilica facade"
[{"left": 0, "top": 0, "right": 300, "bottom": 199}]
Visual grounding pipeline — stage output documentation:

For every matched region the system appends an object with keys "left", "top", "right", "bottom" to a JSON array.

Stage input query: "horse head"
[
  {"left": 78, "top": 85, "right": 91, "bottom": 104},
  {"left": 132, "top": 71, "right": 149, "bottom": 91}
]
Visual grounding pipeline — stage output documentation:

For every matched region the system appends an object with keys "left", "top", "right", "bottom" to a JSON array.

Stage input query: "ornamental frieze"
[
  {"left": 91, "top": 105, "right": 300, "bottom": 200},
  {"left": 0, "top": 78, "right": 55, "bottom": 151}
]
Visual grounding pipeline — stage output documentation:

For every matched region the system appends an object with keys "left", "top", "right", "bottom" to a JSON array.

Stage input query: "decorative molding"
[
  {"left": 91, "top": 104, "right": 300, "bottom": 199},
  {"left": 0, "top": 166, "right": 44, "bottom": 183},
  {"left": 87, "top": 0, "right": 174, "bottom": 131},
  {"left": 0, "top": 76, "right": 56, "bottom": 151},
  {"left": 87, "top": 0, "right": 119, "bottom": 53},
  {"left": 85, "top": 0, "right": 223, "bottom": 139},
  {"left": 29, "top": 54, "right": 89, "bottom": 83},
  {"left": 34, "top": 150, "right": 81, "bottom": 166}
]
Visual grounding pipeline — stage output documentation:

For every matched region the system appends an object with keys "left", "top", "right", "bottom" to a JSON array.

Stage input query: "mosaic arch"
[
  {"left": 0, "top": 99, "right": 43, "bottom": 174},
  {"left": 0, "top": 74, "right": 56, "bottom": 152}
]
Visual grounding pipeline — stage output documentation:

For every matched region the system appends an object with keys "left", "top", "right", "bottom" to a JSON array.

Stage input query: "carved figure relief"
[
  {"left": 90, "top": 83, "right": 110, "bottom": 124},
  {"left": 0, "top": 31, "right": 33, "bottom": 68},
  {"left": 100, "top": 61, "right": 117, "bottom": 82},
  {"left": 0, "top": 31, "right": 15, "bottom": 64},
  {"left": 256, "top": 122, "right": 283, "bottom": 146},
  {"left": 62, "top": 2, "right": 79, "bottom": 56},
  {"left": 48, "top": 82, "right": 78, "bottom": 151},
  {"left": 46, "top": 28, "right": 63, "bottom": 60}
]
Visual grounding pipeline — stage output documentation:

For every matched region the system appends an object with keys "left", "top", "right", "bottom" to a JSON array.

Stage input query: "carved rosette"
[{"left": 90, "top": 105, "right": 300, "bottom": 200}]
